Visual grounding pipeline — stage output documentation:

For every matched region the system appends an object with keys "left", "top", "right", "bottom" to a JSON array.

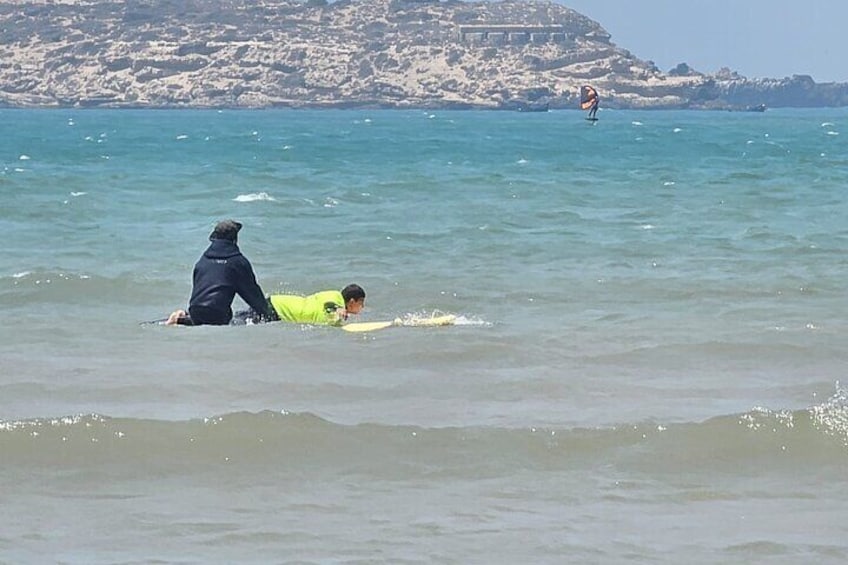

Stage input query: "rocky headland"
[{"left": 1, "top": 0, "right": 846, "bottom": 110}]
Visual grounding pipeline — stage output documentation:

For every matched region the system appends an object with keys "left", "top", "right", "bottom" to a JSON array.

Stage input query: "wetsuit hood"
[{"left": 203, "top": 239, "right": 242, "bottom": 259}]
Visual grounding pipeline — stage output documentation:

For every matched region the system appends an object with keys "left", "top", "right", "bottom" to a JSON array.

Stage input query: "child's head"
[{"left": 341, "top": 283, "right": 366, "bottom": 314}]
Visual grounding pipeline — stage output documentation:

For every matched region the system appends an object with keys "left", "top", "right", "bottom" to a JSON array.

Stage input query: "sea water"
[{"left": 1, "top": 108, "right": 846, "bottom": 563}]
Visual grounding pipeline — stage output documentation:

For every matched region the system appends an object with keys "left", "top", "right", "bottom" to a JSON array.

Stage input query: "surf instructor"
[{"left": 168, "top": 219, "right": 270, "bottom": 326}]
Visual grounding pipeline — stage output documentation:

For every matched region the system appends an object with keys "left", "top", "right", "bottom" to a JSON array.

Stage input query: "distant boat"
[{"left": 745, "top": 103, "right": 767, "bottom": 112}]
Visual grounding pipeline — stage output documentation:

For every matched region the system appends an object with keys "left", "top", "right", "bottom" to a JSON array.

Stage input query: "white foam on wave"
[
  {"left": 394, "top": 310, "right": 488, "bottom": 328},
  {"left": 453, "top": 315, "right": 491, "bottom": 327},
  {"left": 821, "top": 122, "right": 834, "bottom": 127},
  {"left": 233, "top": 192, "right": 276, "bottom": 202},
  {"left": 810, "top": 382, "right": 848, "bottom": 446},
  {"left": 826, "top": 131, "right": 839, "bottom": 136},
  {"left": 673, "top": 128, "right": 682, "bottom": 133},
  {"left": 19, "top": 154, "right": 30, "bottom": 160},
  {"left": 176, "top": 134, "right": 188, "bottom": 140},
  {"left": 70, "top": 191, "right": 87, "bottom": 197},
  {"left": 12, "top": 271, "right": 31, "bottom": 279},
  {"left": 631, "top": 121, "right": 643, "bottom": 127}
]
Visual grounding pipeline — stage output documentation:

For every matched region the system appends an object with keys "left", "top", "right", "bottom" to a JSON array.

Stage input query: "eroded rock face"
[{"left": 0, "top": 0, "right": 844, "bottom": 109}]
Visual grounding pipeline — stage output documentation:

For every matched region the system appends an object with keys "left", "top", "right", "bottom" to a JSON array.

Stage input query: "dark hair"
[
  {"left": 341, "top": 283, "right": 365, "bottom": 302},
  {"left": 210, "top": 220, "right": 242, "bottom": 242}
]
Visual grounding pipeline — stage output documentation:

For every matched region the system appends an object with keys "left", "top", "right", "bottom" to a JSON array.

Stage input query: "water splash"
[{"left": 810, "top": 382, "right": 848, "bottom": 446}]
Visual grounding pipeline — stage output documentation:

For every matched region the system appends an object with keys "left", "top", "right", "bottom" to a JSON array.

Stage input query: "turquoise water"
[{"left": 1, "top": 108, "right": 847, "bottom": 563}]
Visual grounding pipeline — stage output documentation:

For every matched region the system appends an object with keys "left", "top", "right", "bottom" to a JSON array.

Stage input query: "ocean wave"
[
  {"left": 3, "top": 389, "right": 845, "bottom": 474},
  {"left": 0, "top": 270, "right": 177, "bottom": 306},
  {"left": 233, "top": 192, "right": 276, "bottom": 202}
]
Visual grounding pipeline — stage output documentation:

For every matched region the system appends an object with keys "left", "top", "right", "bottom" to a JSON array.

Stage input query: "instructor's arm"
[{"left": 234, "top": 257, "right": 271, "bottom": 318}]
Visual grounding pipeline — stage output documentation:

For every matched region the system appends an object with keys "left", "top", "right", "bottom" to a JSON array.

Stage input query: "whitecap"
[
  {"left": 663, "top": 181, "right": 675, "bottom": 186},
  {"left": 70, "top": 191, "right": 87, "bottom": 197},
  {"left": 641, "top": 224, "right": 655, "bottom": 230},
  {"left": 232, "top": 192, "right": 276, "bottom": 202},
  {"left": 826, "top": 131, "right": 839, "bottom": 136},
  {"left": 19, "top": 154, "right": 30, "bottom": 160},
  {"left": 176, "top": 134, "right": 188, "bottom": 140},
  {"left": 517, "top": 158, "right": 528, "bottom": 164},
  {"left": 673, "top": 127, "right": 682, "bottom": 133},
  {"left": 12, "top": 271, "right": 31, "bottom": 278},
  {"left": 452, "top": 315, "right": 491, "bottom": 327},
  {"left": 631, "top": 121, "right": 643, "bottom": 126},
  {"left": 821, "top": 122, "right": 834, "bottom": 127},
  {"left": 809, "top": 383, "right": 848, "bottom": 446}
]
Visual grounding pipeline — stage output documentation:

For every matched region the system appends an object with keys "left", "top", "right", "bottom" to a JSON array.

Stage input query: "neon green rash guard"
[{"left": 269, "top": 290, "right": 345, "bottom": 325}]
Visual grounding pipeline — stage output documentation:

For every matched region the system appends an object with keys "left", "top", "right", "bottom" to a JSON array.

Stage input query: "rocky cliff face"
[{"left": 1, "top": 0, "right": 845, "bottom": 109}]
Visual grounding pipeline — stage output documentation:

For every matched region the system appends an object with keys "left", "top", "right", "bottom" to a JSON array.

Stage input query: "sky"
[{"left": 559, "top": 0, "right": 848, "bottom": 83}]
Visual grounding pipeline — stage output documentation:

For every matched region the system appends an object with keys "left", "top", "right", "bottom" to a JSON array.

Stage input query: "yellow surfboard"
[{"left": 342, "top": 314, "right": 456, "bottom": 333}]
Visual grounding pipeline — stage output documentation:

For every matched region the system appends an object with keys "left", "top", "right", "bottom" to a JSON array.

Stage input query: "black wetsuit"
[
  {"left": 183, "top": 239, "right": 269, "bottom": 326},
  {"left": 231, "top": 297, "right": 280, "bottom": 326}
]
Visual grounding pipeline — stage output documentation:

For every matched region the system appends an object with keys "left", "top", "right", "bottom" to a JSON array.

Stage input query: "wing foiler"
[
  {"left": 342, "top": 314, "right": 456, "bottom": 333},
  {"left": 580, "top": 85, "right": 599, "bottom": 120}
]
